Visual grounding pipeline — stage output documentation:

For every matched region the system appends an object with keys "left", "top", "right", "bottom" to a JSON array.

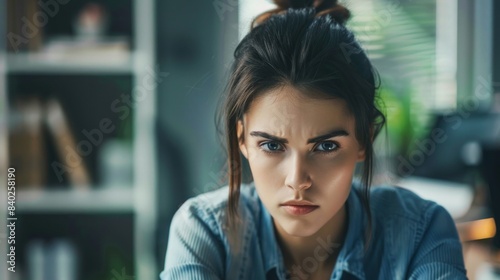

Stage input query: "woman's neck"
[{"left": 273, "top": 205, "right": 347, "bottom": 276}]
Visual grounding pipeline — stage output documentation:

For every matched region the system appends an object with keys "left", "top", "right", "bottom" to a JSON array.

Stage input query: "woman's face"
[{"left": 237, "top": 85, "right": 365, "bottom": 237}]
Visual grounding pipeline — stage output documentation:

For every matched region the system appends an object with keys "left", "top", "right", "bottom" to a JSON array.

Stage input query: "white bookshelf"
[
  {"left": 5, "top": 53, "right": 135, "bottom": 74},
  {"left": 133, "top": 0, "right": 158, "bottom": 278},
  {"left": 0, "top": 0, "right": 158, "bottom": 279},
  {"left": 16, "top": 188, "right": 135, "bottom": 213}
]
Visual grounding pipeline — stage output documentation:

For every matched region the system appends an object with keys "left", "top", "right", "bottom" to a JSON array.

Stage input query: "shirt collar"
[{"left": 257, "top": 181, "right": 368, "bottom": 279}]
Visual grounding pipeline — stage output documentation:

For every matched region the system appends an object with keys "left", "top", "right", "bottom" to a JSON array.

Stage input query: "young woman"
[{"left": 161, "top": 1, "right": 467, "bottom": 279}]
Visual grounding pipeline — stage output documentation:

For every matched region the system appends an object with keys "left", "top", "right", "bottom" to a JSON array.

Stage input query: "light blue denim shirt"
[{"left": 160, "top": 181, "right": 467, "bottom": 279}]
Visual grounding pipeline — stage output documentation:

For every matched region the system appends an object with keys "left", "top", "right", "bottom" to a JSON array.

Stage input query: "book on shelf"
[
  {"left": 45, "top": 97, "right": 91, "bottom": 189},
  {"left": 9, "top": 96, "right": 91, "bottom": 189},
  {"left": 26, "top": 239, "right": 45, "bottom": 280},
  {"left": 6, "top": 0, "right": 44, "bottom": 52},
  {"left": 9, "top": 96, "right": 46, "bottom": 189},
  {"left": 26, "top": 239, "right": 78, "bottom": 280}
]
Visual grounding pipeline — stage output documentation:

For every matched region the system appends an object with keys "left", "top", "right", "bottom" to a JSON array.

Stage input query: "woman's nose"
[{"left": 284, "top": 154, "right": 312, "bottom": 191}]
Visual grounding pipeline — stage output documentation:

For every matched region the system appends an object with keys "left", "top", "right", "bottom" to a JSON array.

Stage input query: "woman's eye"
[
  {"left": 315, "top": 141, "right": 339, "bottom": 152},
  {"left": 259, "top": 141, "right": 339, "bottom": 154},
  {"left": 260, "top": 141, "right": 284, "bottom": 153}
]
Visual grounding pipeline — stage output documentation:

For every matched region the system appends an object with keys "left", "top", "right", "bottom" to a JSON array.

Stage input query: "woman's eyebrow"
[{"left": 249, "top": 129, "right": 349, "bottom": 144}]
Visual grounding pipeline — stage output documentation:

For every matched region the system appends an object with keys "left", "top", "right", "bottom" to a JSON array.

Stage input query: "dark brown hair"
[{"left": 216, "top": 0, "right": 386, "bottom": 247}]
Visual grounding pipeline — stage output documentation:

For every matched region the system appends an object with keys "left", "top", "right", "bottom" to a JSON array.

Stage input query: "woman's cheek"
[
  {"left": 246, "top": 149, "right": 280, "bottom": 178},
  {"left": 310, "top": 151, "right": 357, "bottom": 181},
  {"left": 310, "top": 151, "right": 344, "bottom": 169},
  {"left": 248, "top": 147, "right": 280, "bottom": 164}
]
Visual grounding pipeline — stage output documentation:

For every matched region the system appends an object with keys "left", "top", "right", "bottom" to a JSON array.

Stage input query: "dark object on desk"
[
  {"left": 412, "top": 111, "right": 500, "bottom": 266},
  {"left": 412, "top": 112, "right": 500, "bottom": 184}
]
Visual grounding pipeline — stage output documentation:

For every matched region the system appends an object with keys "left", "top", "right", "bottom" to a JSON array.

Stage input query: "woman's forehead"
[
  {"left": 253, "top": 84, "right": 336, "bottom": 105},
  {"left": 242, "top": 86, "right": 355, "bottom": 135},
  {"left": 246, "top": 86, "right": 351, "bottom": 121}
]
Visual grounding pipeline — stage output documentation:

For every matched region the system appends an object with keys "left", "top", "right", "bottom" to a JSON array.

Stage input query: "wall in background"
[{"left": 155, "top": 0, "right": 239, "bottom": 273}]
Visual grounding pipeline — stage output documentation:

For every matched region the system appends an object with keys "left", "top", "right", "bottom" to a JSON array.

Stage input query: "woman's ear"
[
  {"left": 236, "top": 119, "right": 248, "bottom": 159},
  {"left": 357, "top": 146, "right": 366, "bottom": 162}
]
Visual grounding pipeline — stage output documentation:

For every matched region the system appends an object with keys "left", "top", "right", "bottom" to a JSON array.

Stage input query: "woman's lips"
[{"left": 281, "top": 205, "right": 319, "bottom": 216}]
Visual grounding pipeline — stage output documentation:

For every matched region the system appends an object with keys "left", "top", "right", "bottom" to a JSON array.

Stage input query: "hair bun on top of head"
[{"left": 252, "top": 0, "right": 351, "bottom": 28}]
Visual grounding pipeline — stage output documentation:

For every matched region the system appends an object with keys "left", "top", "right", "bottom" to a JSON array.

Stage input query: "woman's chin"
[{"left": 275, "top": 219, "right": 322, "bottom": 237}]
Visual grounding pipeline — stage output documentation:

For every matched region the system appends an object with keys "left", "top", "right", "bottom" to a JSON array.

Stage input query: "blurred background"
[{"left": 0, "top": 0, "right": 499, "bottom": 279}]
